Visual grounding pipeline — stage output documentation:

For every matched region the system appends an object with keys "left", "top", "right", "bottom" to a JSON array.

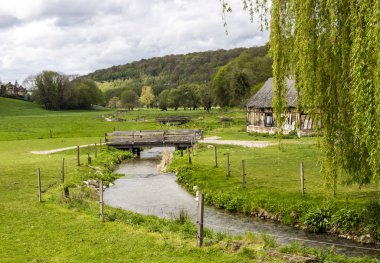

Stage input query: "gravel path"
[
  {"left": 199, "top": 136, "right": 274, "bottom": 148},
  {"left": 31, "top": 137, "right": 274, "bottom": 155},
  {"left": 31, "top": 144, "right": 97, "bottom": 155}
]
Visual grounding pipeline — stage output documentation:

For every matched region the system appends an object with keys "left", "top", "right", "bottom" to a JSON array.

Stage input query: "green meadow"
[{"left": 0, "top": 97, "right": 379, "bottom": 262}]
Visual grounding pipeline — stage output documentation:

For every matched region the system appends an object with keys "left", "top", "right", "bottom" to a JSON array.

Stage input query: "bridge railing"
[{"left": 105, "top": 130, "right": 203, "bottom": 146}]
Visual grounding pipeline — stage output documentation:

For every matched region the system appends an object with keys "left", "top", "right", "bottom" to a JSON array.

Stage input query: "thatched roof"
[{"left": 247, "top": 78, "right": 296, "bottom": 108}]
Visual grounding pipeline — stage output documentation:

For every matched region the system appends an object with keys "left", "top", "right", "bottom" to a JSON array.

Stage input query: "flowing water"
[{"left": 104, "top": 147, "right": 380, "bottom": 258}]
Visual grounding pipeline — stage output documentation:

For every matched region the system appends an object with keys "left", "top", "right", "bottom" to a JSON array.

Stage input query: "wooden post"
[
  {"left": 49, "top": 129, "right": 52, "bottom": 138},
  {"left": 300, "top": 161, "right": 305, "bottom": 194},
  {"left": 61, "top": 158, "right": 65, "bottom": 183},
  {"left": 99, "top": 179, "right": 104, "bottom": 222},
  {"left": 37, "top": 168, "right": 41, "bottom": 202},
  {"left": 88, "top": 153, "right": 92, "bottom": 164},
  {"left": 187, "top": 147, "right": 192, "bottom": 164},
  {"left": 214, "top": 146, "right": 218, "bottom": 168},
  {"left": 77, "top": 146, "right": 80, "bottom": 166},
  {"left": 242, "top": 160, "right": 246, "bottom": 188},
  {"left": 191, "top": 140, "right": 194, "bottom": 156},
  {"left": 180, "top": 148, "right": 183, "bottom": 157},
  {"left": 94, "top": 143, "right": 97, "bottom": 158},
  {"left": 227, "top": 153, "right": 230, "bottom": 177},
  {"left": 197, "top": 193, "right": 204, "bottom": 247}
]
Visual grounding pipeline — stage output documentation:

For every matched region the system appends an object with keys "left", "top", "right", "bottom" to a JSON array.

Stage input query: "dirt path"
[
  {"left": 31, "top": 144, "right": 97, "bottom": 155},
  {"left": 31, "top": 137, "right": 274, "bottom": 155},
  {"left": 199, "top": 136, "right": 274, "bottom": 148}
]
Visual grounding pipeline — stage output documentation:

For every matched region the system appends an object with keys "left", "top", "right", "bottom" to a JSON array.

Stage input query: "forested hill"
[{"left": 86, "top": 46, "right": 264, "bottom": 85}]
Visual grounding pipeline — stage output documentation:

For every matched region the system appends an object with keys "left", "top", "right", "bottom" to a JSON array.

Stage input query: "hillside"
[
  {"left": 0, "top": 97, "right": 46, "bottom": 116},
  {"left": 86, "top": 47, "right": 248, "bottom": 85},
  {"left": 85, "top": 45, "right": 272, "bottom": 106}
]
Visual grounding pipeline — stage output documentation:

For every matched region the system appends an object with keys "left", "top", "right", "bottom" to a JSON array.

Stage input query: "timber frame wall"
[{"left": 246, "top": 107, "right": 314, "bottom": 136}]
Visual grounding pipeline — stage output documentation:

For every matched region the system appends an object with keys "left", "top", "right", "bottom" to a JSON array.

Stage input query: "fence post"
[
  {"left": 300, "top": 161, "right": 305, "bottom": 194},
  {"left": 99, "top": 179, "right": 104, "bottom": 222},
  {"left": 242, "top": 160, "right": 246, "bottom": 188},
  {"left": 214, "top": 146, "right": 218, "bottom": 168},
  {"left": 77, "top": 146, "right": 80, "bottom": 166},
  {"left": 49, "top": 129, "right": 52, "bottom": 139},
  {"left": 180, "top": 148, "right": 183, "bottom": 157},
  {"left": 88, "top": 153, "right": 92, "bottom": 164},
  {"left": 187, "top": 146, "right": 192, "bottom": 164},
  {"left": 227, "top": 153, "right": 230, "bottom": 177},
  {"left": 94, "top": 143, "right": 97, "bottom": 158},
  {"left": 192, "top": 140, "right": 194, "bottom": 156},
  {"left": 37, "top": 168, "right": 41, "bottom": 202},
  {"left": 61, "top": 158, "right": 65, "bottom": 183},
  {"left": 197, "top": 193, "right": 204, "bottom": 247}
]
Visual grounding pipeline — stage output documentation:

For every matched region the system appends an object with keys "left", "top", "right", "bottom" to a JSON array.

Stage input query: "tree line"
[
  {"left": 31, "top": 71, "right": 103, "bottom": 110},
  {"left": 101, "top": 45, "right": 272, "bottom": 110}
]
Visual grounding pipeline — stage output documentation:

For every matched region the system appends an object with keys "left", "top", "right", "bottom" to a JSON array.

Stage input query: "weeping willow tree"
[{"left": 222, "top": 0, "right": 380, "bottom": 193}]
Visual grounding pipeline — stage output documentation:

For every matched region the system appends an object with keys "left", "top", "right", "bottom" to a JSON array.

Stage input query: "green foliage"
[
  {"left": 139, "top": 86, "right": 155, "bottom": 108},
  {"left": 158, "top": 89, "right": 170, "bottom": 110},
  {"left": 304, "top": 208, "right": 332, "bottom": 233},
  {"left": 120, "top": 89, "right": 139, "bottom": 110},
  {"left": 240, "top": 1, "right": 380, "bottom": 191},
  {"left": 87, "top": 47, "right": 248, "bottom": 86},
  {"left": 32, "top": 71, "right": 103, "bottom": 110},
  {"left": 331, "top": 209, "right": 361, "bottom": 233},
  {"left": 212, "top": 45, "right": 272, "bottom": 107}
]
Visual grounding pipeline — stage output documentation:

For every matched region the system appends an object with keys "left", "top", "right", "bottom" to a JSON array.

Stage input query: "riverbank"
[{"left": 168, "top": 142, "right": 380, "bottom": 248}]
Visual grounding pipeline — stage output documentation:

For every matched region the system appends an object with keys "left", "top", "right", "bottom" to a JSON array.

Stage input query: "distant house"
[
  {"left": 246, "top": 78, "right": 314, "bottom": 135},
  {"left": 1, "top": 81, "right": 28, "bottom": 98}
]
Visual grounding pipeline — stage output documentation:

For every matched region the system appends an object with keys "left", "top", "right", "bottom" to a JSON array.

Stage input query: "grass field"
[
  {"left": 168, "top": 141, "right": 380, "bottom": 240},
  {"left": 0, "top": 97, "right": 378, "bottom": 262}
]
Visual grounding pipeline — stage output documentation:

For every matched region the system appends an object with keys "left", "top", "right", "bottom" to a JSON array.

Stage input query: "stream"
[{"left": 104, "top": 147, "right": 380, "bottom": 258}]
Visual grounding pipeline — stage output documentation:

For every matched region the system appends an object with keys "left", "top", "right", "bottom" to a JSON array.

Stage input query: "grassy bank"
[{"left": 168, "top": 142, "right": 380, "bottom": 243}]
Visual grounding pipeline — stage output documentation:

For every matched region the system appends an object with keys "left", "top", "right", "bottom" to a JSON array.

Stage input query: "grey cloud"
[{"left": 0, "top": 14, "right": 22, "bottom": 29}]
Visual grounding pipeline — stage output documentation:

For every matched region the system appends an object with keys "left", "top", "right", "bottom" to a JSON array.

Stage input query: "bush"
[
  {"left": 331, "top": 209, "right": 361, "bottom": 233},
  {"left": 304, "top": 208, "right": 332, "bottom": 233}
]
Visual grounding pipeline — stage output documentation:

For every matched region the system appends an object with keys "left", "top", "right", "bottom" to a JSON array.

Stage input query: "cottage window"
[{"left": 264, "top": 113, "right": 274, "bottom": 127}]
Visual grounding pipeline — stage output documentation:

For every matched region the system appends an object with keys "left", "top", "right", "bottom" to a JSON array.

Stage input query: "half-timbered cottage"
[{"left": 246, "top": 78, "right": 313, "bottom": 135}]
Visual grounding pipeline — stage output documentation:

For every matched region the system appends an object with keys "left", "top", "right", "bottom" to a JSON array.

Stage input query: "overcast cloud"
[{"left": 0, "top": 0, "right": 269, "bottom": 83}]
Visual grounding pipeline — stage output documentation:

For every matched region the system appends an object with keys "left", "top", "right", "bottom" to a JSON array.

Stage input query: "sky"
[{"left": 0, "top": 0, "right": 269, "bottom": 83}]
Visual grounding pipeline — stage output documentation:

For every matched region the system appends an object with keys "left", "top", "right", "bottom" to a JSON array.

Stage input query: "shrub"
[
  {"left": 331, "top": 209, "right": 361, "bottom": 233},
  {"left": 304, "top": 208, "right": 332, "bottom": 233}
]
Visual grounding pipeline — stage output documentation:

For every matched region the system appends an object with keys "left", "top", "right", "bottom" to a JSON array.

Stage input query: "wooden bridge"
[{"left": 105, "top": 129, "right": 203, "bottom": 151}]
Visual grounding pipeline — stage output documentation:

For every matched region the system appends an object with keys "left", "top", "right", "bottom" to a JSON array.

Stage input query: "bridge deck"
[{"left": 105, "top": 129, "right": 203, "bottom": 149}]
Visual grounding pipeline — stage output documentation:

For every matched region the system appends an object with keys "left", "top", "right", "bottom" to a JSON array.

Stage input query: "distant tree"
[
  {"left": 32, "top": 71, "right": 70, "bottom": 110},
  {"left": 32, "top": 71, "right": 103, "bottom": 110},
  {"left": 178, "top": 84, "right": 201, "bottom": 110},
  {"left": 22, "top": 75, "right": 36, "bottom": 91},
  {"left": 121, "top": 90, "right": 139, "bottom": 110},
  {"left": 158, "top": 89, "right": 170, "bottom": 111},
  {"left": 107, "top": 96, "right": 121, "bottom": 108},
  {"left": 198, "top": 84, "right": 214, "bottom": 112},
  {"left": 212, "top": 67, "right": 230, "bottom": 107},
  {"left": 0, "top": 81, "right": 5, "bottom": 96},
  {"left": 68, "top": 78, "right": 104, "bottom": 109},
  {"left": 168, "top": 88, "right": 181, "bottom": 110},
  {"left": 139, "top": 86, "right": 155, "bottom": 108},
  {"left": 231, "top": 71, "right": 250, "bottom": 106}
]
